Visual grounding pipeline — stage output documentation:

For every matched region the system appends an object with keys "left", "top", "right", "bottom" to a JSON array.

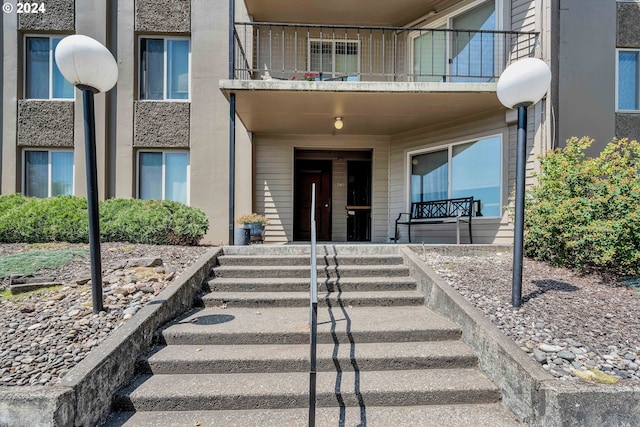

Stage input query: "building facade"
[{"left": 1, "top": 1, "right": 635, "bottom": 245}]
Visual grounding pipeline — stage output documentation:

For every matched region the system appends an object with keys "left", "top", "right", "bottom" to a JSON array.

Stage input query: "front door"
[{"left": 294, "top": 160, "right": 332, "bottom": 241}]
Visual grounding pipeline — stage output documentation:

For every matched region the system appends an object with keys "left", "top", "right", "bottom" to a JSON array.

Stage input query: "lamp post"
[
  {"left": 496, "top": 58, "right": 551, "bottom": 308},
  {"left": 55, "top": 35, "right": 118, "bottom": 314}
]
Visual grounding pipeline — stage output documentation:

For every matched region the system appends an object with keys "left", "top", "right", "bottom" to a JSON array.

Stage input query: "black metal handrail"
[
  {"left": 233, "top": 22, "right": 538, "bottom": 82},
  {"left": 308, "top": 183, "right": 318, "bottom": 427}
]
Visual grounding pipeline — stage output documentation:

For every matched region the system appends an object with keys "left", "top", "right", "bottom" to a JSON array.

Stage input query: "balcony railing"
[{"left": 233, "top": 22, "right": 538, "bottom": 83}]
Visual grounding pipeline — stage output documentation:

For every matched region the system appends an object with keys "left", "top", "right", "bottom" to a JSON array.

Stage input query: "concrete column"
[
  {"left": 74, "top": 2, "right": 109, "bottom": 199},
  {"left": 1, "top": 12, "right": 18, "bottom": 194},
  {"left": 114, "top": 0, "right": 135, "bottom": 198}
]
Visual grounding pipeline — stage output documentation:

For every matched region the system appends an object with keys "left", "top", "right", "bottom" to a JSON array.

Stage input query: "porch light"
[
  {"left": 496, "top": 58, "right": 551, "bottom": 308},
  {"left": 334, "top": 117, "right": 344, "bottom": 130},
  {"left": 55, "top": 35, "right": 119, "bottom": 314}
]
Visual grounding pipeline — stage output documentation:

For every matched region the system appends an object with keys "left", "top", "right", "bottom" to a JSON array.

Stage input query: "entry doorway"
[
  {"left": 293, "top": 149, "right": 372, "bottom": 242},
  {"left": 294, "top": 160, "right": 332, "bottom": 241}
]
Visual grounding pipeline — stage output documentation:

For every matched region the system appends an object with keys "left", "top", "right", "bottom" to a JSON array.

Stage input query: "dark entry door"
[{"left": 294, "top": 160, "right": 332, "bottom": 241}]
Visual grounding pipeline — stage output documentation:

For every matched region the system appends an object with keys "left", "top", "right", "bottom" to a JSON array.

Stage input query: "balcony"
[{"left": 222, "top": 22, "right": 538, "bottom": 135}]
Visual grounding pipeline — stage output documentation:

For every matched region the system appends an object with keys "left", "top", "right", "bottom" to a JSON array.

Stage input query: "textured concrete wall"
[
  {"left": 135, "top": 0, "right": 190, "bottom": 33},
  {"left": 617, "top": 2, "right": 640, "bottom": 48},
  {"left": 615, "top": 114, "right": 640, "bottom": 140},
  {"left": 17, "top": 100, "right": 74, "bottom": 147},
  {"left": 134, "top": 102, "right": 190, "bottom": 147},
  {"left": 18, "top": 0, "right": 75, "bottom": 31}
]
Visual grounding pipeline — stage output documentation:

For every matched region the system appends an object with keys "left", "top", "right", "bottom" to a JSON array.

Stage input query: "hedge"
[{"left": 0, "top": 195, "right": 209, "bottom": 245}]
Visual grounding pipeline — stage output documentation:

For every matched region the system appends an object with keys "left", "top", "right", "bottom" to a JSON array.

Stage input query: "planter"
[
  {"left": 234, "top": 227, "right": 250, "bottom": 245},
  {"left": 246, "top": 222, "right": 265, "bottom": 243}
]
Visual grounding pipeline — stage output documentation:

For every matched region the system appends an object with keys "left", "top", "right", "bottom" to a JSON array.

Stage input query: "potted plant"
[{"left": 236, "top": 213, "right": 270, "bottom": 243}]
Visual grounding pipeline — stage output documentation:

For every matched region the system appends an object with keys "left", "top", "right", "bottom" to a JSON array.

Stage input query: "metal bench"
[{"left": 394, "top": 197, "right": 480, "bottom": 244}]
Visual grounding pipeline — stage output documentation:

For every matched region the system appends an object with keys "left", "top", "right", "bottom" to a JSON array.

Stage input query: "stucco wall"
[
  {"left": 18, "top": 0, "right": 75, "bottom": 31},
  {"left": 135, "top": 0, "right": 191, "bottom": 33},
  {"left": 134, "top": 102, "right": 190, "bottom": 147},
  {"left": 615, "top": 113, "right": 640, "bottom": 140},
  {"left": 558, "top": 0, "right": 616, "bottom": 154},
  {"left": 617, "top": 1, "right": 640, "bottom": 48},
  {"left": 17, "top": 100, "right": 74, "bottom": 147}
]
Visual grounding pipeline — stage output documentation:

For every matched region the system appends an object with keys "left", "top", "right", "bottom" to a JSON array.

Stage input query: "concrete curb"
[
  {"left": 401, "top": 245, "right": 640, "bottom": 427},
  {"left": 0, "top": 247, "right": 221, "bottom": 427}
]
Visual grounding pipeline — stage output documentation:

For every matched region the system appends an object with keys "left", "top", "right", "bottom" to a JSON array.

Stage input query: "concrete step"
[
  {"left": 113, "top": 369, "right": 501, "bottom": 412},
  {"left": 206, "top": 276, "right": 418, "bottom": 293},
  {"left": 201, "top": 290, "right": 425, "bottom": 308},
  {"left": 105, "top": 404, "right": 522, "bottom": 427},
  {"left": 221, "top": 244, "right": 402, "bottom": 256},
  {"left": 217, "top": 254, "right": 405, "bottom": 266},
  {"left": 213, "top": 264, "right": 411, "bottom": 279},
  {"left": 159, "top": 306, "right": 461, "bottom": 345},
  {"left": 138, "top": 341, "right": 477, "bottom": 374}
]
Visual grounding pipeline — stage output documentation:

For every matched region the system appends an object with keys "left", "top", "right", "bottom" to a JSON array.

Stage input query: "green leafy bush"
[
  {"left": 0, "top": 195, "right": 208, "bottom": 245},
  {"left": 525, "top": 137, "right": 640, "bottom": 275}
]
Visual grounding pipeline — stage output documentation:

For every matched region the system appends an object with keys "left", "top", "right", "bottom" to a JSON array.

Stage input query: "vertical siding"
[{"left": 255, "top": 135, "right": 390, "bottom": 243}]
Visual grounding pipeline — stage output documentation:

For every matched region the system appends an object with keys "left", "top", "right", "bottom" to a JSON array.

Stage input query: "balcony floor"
[{"left": 219, "top": 80, "right": 502, "bottom": 135}]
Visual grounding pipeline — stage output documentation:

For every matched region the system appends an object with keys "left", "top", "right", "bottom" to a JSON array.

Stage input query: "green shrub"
[
  {"left": 525, "top": 137, "right": 640, "bottom": 275},
  {"left": 0, "top": 195, "right": 209, "bottom": 245}
]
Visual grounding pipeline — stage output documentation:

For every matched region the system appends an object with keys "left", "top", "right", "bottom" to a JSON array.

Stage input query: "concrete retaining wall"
[
  {"left": 0, "top": 247, "right": 221, "bottom": 427},
  {"left": 401, "top": 245, "right": 640, "bottom": 427}
]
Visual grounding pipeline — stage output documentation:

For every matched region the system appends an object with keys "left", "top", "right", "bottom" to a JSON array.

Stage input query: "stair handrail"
[{"left": 309, "top": 183, "right": 318, "bottom": 427}]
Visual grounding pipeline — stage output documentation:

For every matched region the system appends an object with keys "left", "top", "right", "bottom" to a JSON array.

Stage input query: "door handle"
[{"left": 324, "top": 204, "right": 329, "bottom": 208}]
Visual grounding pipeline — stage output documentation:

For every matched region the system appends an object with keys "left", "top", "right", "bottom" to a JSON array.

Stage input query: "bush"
[
  {"left": 0, "top": 195, "right": 209, "bottom": 245},
  {"left": 525, "top": 137, "right": 640, "bottom": 275}
]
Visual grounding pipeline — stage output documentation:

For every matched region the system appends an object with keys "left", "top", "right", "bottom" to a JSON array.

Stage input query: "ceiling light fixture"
[{"left": 334, "top": 116, "right": 344, "bottom": 130}]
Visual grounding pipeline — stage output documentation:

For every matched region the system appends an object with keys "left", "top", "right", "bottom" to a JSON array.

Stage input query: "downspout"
[{"left": 228, "top": 0, "right": 235, "bottom": 244}]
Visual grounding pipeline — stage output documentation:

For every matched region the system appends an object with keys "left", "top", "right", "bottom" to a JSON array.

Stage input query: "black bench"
[{"left": 394, "top": 197, "right": 480, "bottom": 244}]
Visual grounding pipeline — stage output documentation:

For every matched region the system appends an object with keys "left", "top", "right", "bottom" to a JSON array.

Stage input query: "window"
[
  {"left": 24, "top": 150, "right": 74, "bottom": 197},
  {"left": 25, "top": 36, "right": 74, "bottom": 99},
  {"left": 410, "top": 135, "right": 502, "bottom": 216},
  {"left": 138, "top": 152, "right": 189, "bottom": 204},
  {"left": 309, "top": 40, "right": 359, "bottom": 80},
  {"left": 139, "top": 38, "right": 190, "bottom": 100},
  {"left": 412, "top": 0, "right": 496, "bottom": 82},
  {"left": 617, "top": 49, "right": 639, "bottom": 111}
]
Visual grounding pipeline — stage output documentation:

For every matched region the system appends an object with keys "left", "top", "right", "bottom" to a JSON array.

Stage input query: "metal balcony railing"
[{"left": 233, "top": 22, "right": 538, "bottom": 83}]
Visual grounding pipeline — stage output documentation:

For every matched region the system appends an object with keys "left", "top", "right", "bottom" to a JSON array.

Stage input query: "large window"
[
  {"left": 25, "top": 36, "right": 74, "bottom": 99},
  {"left": 24, "top": 150, "right": 74, "bottom": 197},
  {"left": 410, "top": 135, "right": 502, "bottom": 216},
  {"left": 139, "top": 38, "right": 190, "bottom": 100},
  {"left": 309, "top": 40, "right": 359, "bottom": 80},
  {"left": 412, "top": 0, "right": 496, "bottom": 82},
  {"left": 617, "top": 49, "right": 639, "bottom": 111},
  {"left": 138, "top": 151, "right": 189, "bottom": 204}
]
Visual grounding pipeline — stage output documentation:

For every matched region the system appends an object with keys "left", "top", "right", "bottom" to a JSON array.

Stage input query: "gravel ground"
[
  {"left": 0, "top": 242, "right": 210, "bottom": 387},
  {"left": 421, "top": 248, "right": 640, "bottom": 384},
  {"left": 2, "top": 242, "right": 638, "bottom": 388}
]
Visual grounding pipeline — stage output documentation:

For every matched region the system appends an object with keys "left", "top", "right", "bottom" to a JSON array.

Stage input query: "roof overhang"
[
  {"left": 242, "top": 0, "right": 462, "bottom": 27},
  {"left": 220, "top": 80, "right": 502, "bottom": 136}
]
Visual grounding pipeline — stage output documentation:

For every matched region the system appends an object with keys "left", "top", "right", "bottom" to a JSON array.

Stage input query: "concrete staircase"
[{"left": 106, "top": 245, "right": 520, "bottom": 426}]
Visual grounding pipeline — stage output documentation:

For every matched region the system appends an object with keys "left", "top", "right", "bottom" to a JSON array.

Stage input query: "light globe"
[
  {"left": 54, "top": 35, "right": 118, "bottom": 93},
  {"left": 497, "top": 58, "right": 551, "bottom": 109}
]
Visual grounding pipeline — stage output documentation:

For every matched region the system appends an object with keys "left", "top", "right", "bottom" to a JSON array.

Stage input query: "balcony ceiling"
[
  {"left": 242, "top": 0, "right": 461, "bottom": 27},
  {"left": 220, "top": 81, "right": 503, "bottom": 136}
]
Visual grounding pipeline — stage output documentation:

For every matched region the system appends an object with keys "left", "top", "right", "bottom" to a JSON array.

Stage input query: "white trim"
[
  {"left": 307, "top": 38, "right": 360, "bottom": 79},
  {"left": 22, "top": 148, "right": 75, "bottom": 197},
  {"left": 136, "top": 150, "right": 191, "bottom": 205},
  {"left": 405, "top": 133, "right": 503, "bottom": 218},
  {"left": 23, "top": 34, "right": 75, "bottom": 100},
  {"left": 616, "top": 48, "right": 640, "bottom": 112},
  {"left": 138, "top": 36, "right": 191, "bottom": 101}
]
